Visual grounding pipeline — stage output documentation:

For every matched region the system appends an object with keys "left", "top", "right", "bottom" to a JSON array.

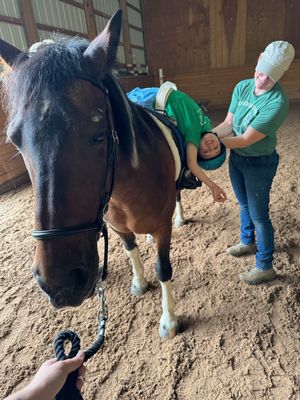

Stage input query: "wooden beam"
[
  {"left": 0, "top": 15, "right": 22, "bottom": 26},
  {"left": 131, "top": 44, "right": 144, "bottom": 51},
  {"left": 60, "top": 0, "right": 84, "bottom": 9},
  {"left": 36, "top": 23, "right": 88, "bottom": 39},
  {"left": 18, "top": 0, "right": 39, "bottom": 46},
  {"left": 93, "top": 9, "right": 111, "bottom": 20},
  {"left": 119, "top": 0, "right": 133, "bottom": 65},
  {"left": 83, "top": 0, "right": 97, "bottom": 38},
  {"left": 126, "top": 3, "right": 141, "bottom": 14},
  {"left": 128, "top": 23, "right": 142, "bottom": 32}
]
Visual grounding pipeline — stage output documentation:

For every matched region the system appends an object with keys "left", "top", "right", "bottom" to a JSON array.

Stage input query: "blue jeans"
[{"left": 229, "top": 150, "right": 279, "bottom": 270}]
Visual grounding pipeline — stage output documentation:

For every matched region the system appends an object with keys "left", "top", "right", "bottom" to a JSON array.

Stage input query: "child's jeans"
[{"left": 229, "top": 150, "right": 279, "bottom": 270}]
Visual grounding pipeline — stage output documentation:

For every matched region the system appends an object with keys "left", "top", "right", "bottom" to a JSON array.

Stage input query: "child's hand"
[{"left": 211, "top": 184, "right": 227, "bottom": 203}]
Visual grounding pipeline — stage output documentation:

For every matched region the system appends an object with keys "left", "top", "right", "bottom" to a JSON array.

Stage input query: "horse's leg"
[
  {"left": 174, "top": 190, "right": 185, "bottom": 227},
  {"left": 153, "top": 225, "right": 179, "bottom": 339},
  {"left": 117, "top": 231, "right": 149, "bottom": 296}
]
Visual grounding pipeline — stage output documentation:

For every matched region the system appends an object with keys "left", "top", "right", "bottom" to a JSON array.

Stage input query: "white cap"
[
  {"left": 155, "top": 81, "right": 177, "bottom": 110},
  {"left": 29, "top": 39, "right": 55, "bottom": 55},
  {"left": 255, "top": 41, "right": 295, "bottom": 82}
]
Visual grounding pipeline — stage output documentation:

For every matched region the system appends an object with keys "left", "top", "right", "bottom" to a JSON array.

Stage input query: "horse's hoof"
[
  {"left": 146, "top": 234, "right": 154, "bottom": 244},
  {"left": 159, "top": 320, "right": 179, "bottom": 339},
  {"left": 175, "top": 218, "right": 185, "bottom": 228},
  {"left": 131, "top": 282, "right": 148, "bottom": 296}
]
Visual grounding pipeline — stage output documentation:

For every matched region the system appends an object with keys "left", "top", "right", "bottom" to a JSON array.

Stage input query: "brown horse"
[{"left": 0, "top": 11, "right": 180, "bottom": 339}]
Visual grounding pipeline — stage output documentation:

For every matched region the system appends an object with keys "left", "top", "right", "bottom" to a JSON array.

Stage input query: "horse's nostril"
[{"left": 68, "top": 267, "right": 89, "bottom": 288}]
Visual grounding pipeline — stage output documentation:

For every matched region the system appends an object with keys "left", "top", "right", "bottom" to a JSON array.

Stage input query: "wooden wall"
[
  {"left": 0, "top": 106, "right": 29, "bottom": 194},
  {"left": 142, "top": 0, "right": 300, "bottom": 106}
]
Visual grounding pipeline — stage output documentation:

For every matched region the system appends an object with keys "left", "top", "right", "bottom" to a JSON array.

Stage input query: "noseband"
[{"left": 31, "top": 74, "right": 119, "bottom": 241}]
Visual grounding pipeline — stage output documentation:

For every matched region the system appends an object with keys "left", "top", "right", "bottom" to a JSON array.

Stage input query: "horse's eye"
[{"left": 93, "top": 133, "right": 105, "bottom": 143}]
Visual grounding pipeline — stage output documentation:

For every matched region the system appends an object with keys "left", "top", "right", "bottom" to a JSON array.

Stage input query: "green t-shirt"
[
  {"left": 228, "top": 79, "right": 289, "bottom": 156},
  {"left": 165, "top": 90, "right": 212, "bottom": 148}
]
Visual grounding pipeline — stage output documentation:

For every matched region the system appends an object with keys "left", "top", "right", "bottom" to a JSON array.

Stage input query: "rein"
[{"left": 30, "top": 75, "right": 119, "bottom": 400}]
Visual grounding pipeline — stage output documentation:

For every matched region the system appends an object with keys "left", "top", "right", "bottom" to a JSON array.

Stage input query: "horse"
[{"left": 0, "top": 10, "right": 180, "bottom": 339}]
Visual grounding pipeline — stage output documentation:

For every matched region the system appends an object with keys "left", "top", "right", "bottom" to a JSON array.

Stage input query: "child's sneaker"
[
  {"left": 226, "top": 242, "right": 257, "bottom": 257},
  {"left": 239, "top": 267, "right": 277, "bottom": 285}
]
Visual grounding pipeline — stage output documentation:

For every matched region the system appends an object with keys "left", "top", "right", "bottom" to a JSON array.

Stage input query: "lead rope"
[{"left": 54, "top": 226, "right": 109, "bottom": 400}]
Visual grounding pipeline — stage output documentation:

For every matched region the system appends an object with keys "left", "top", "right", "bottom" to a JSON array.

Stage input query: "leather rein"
[{"left": 31, "top": 74, "right": 118, "bottom": 242}]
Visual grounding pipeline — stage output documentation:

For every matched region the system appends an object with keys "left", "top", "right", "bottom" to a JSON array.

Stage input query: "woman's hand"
[
  {"left": 211, "top": 184, "right": 227, "bottom": 203},
  {"left": 5, "top": 351, "right": 86, "bottom": 400}
]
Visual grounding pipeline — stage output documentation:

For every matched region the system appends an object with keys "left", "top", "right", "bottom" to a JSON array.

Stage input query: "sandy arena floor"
[{"left": 0, "top": 104, "right": 299, "bottom": 400}]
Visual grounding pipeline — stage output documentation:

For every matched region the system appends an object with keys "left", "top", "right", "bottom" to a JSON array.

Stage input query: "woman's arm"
[
  {"left": 213, "top": 112, "right": 234, "bottom": 139},
  {"left": 221, "top": 126, "right": 266, "bottom": 148}
]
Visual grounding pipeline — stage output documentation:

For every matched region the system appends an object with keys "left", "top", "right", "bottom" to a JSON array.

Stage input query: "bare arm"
[
  {"left": 5, "top": 353, "right": 85, "bottom": 400},
  {"left": 213, "top": 112, "right": 234, "bottom": 139},
  {"left": 221, "top": 126, "right": 266, "bottom": 148},
  {"left": 186, "top": 143, "right": 227, "bottom": 203}
]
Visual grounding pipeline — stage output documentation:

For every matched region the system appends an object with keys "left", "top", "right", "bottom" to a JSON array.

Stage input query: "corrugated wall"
[
  {"left": 31, "top": 0, "right": 88, "bottom": 34},
  {"left": 0, "top": 0, "right": 147, "bottom": 68}
]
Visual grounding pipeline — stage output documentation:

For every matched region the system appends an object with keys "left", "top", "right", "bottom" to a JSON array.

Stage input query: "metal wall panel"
[
  {"left": 94, "top": 14, "right": 109, "bottom": 32},
  {"left": 129, "top": 28, "right": 144, "bottom": 47},
  {"left": 131, "top": 47, "right": 145, "bottom": 65},
  {"left": 117, "top": 45, "right": 125, "bottom": 63},
  {"left": 127, "top": 6, "right": 142, "bottom": 28},
  {"left": 127, "top": 0, "right": 141, "bottom": 9},
  {"left": 31, "top": 0, "right": 87, "bottom": 33},
  {"left": 0, "top": 22, "right": 27, "bottom": 50},
  {"left": 0, "top": 0, "right": 20, "bottom": 18},
  {"left": 92, "top": 0, "right": 119, "bottom": 16}
]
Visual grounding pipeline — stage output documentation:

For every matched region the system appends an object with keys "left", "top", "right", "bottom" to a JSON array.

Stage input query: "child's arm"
[
  {"left": 186, "top": 143, "right": 227, "bottom": 203},
  {"left": 213, "top": 112, "right": 234, "bottom": 139}
]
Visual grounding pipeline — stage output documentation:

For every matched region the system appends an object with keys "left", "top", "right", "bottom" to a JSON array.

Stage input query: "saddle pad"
[{"left": 148, "top": 113, "right": 181, "bottom": 181}]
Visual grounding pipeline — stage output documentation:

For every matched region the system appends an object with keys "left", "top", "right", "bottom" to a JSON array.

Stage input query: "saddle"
[{"left": 144, "top": 106, "right": 202, "bottom": 190}]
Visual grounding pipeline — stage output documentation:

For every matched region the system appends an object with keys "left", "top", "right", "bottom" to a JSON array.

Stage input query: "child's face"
[{"left": 199, "top": 133, "right": 221, "bottom": 159}]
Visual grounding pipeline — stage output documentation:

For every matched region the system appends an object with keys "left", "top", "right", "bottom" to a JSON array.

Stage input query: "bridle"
[
  {"left": 31, "top": 74, "right": 119, "bottom": 241},
  {"left": 30, "top": 76, "right": 117, "bottom": 392}
]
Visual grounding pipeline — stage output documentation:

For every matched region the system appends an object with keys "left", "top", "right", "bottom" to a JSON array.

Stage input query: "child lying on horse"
[{"left": 128, "top": 82, "right": 227, "bottom": 203}]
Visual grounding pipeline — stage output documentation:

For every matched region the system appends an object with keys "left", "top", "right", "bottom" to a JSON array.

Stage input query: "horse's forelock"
[
  {"left": 2, "top": 37, "right": 89, "bottom": 125},
  {"left": 2, "top": 38, "right": 139, "bottom": 171}
]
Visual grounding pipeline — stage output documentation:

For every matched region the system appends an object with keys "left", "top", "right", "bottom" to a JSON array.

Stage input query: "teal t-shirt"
[
  {"left": 228, "top": 79, "right": 289, "bottom": 156},
  {"left": 165, "top": 90, "right": 212, "bottom": 148}
]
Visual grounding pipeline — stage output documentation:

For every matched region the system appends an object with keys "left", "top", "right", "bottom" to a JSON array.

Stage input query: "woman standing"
[{"left": 213, "top": 41, "right": 295, "bottom": 285}]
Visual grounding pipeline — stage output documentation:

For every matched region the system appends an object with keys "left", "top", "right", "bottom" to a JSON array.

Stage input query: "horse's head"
[{"left": 0, "top": 11, "right": 124, "bottom": 308}]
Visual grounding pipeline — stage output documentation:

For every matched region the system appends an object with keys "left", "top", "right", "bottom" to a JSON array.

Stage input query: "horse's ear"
[
  {"left": 0, "top": 39, "right": 27, "bottom": 67},
  {"left": 83, "top": 10, "right": 122, "bottom": 74}
]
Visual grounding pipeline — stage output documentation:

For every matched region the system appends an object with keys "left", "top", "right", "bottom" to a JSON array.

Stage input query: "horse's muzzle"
[{"left": 32, "top": 266, "right": 97, "bottom": 308}]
